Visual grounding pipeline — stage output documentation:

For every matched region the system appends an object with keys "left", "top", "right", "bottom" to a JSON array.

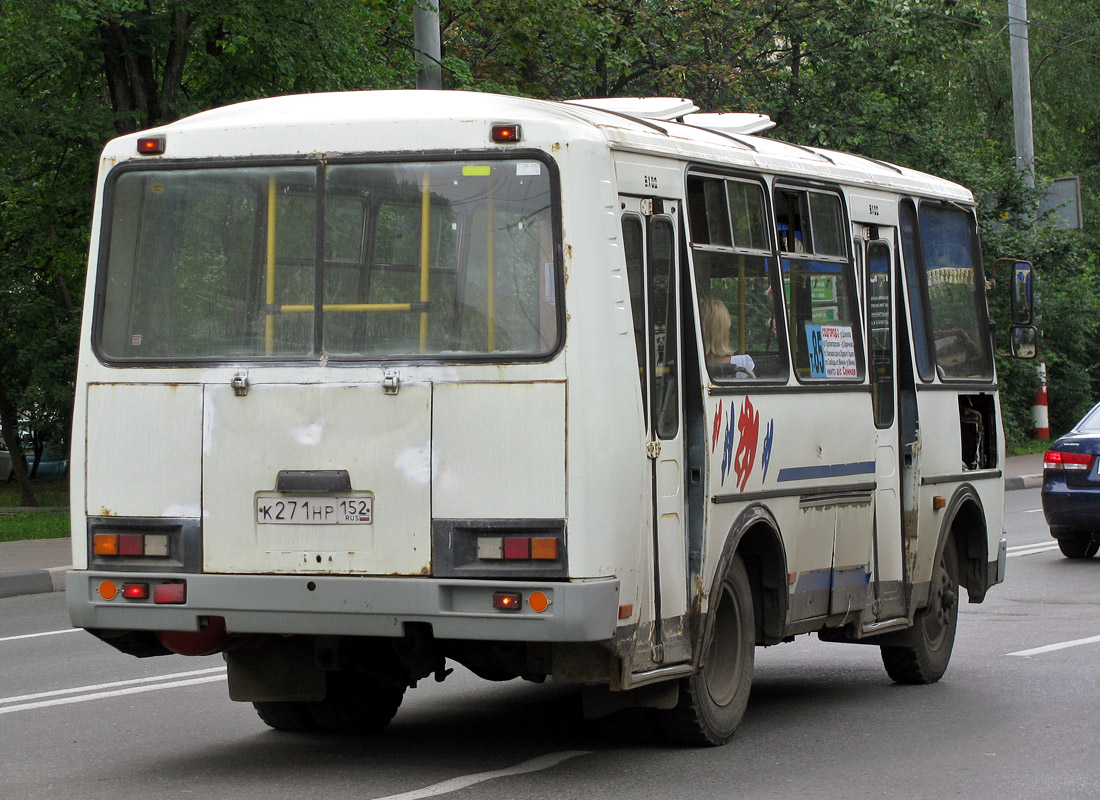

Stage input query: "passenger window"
[
  {"left": 775, "top": 188, "right": 863, "bottom": 381},
  {"left": 687, "top": 174, "right": 787, "bottom": 382}
]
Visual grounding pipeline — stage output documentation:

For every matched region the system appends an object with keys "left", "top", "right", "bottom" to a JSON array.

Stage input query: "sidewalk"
[{"left": 0, "top": 455, "right": 1046, "bottom": 600}]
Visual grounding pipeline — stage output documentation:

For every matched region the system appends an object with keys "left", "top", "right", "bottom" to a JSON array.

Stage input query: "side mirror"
[
  {"left": 1010, "top": 324, "right": 1038, "bottom": 359},
  {"left": 1009, "top": 260, "right": 1033, "bottom": 325}
]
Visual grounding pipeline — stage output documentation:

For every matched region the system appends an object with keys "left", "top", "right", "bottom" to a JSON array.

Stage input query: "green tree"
[{"left": 0, "top": 0, "right": 418, "bottom": 504}]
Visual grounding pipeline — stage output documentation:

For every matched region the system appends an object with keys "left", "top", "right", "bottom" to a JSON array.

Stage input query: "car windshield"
[{"left": 96, "top": 158, "right": 560, "bottom": 362}]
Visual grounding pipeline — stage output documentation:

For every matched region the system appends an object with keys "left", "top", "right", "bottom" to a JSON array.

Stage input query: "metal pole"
[
  {"left": 1008, "top": 0, "right": 1035, "bottom": 188},
  {"left": 414, "top": 0, "right": 442, "bottom": 90}
]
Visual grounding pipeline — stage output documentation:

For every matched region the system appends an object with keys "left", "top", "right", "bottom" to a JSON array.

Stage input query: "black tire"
[
  {"left": 307, "top": 671, "right": 406, "bottom": 734},
  {"left": 253, "top": 701, "right": 317, "bottom": 732},
  {"left": 1057, "top": 534, "right": 1100, "bottom": 559},
  {"left": 658, "top": 555, "right": 755, "bottom": 746},
  {"left": 881, "top": 537, "right": 959, "bottom": 684}
]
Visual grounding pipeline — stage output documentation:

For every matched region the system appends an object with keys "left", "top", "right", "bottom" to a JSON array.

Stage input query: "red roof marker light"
[
  {"left": 491, "top": 124, "right": 521, "bottom": 143},
  {"left": 137, "top": 136, "right": 166, "bottom": 155}
]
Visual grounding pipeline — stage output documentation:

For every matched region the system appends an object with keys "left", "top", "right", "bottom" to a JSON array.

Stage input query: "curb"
[
  {"left": 1006, "top": 474, "right": 1043, "bottom": 491},
  {"left": 0, "top": 566, "right": 69, "bottom": 599}
]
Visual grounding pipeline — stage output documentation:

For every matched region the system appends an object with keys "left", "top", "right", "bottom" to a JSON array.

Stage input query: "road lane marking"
[
  {"left": 1009, "top": 634, "right": 1100, "bottom": 657},
  {"left": 1007, "top": 542, "right": 1060, "bottom": 557},
  {"left": 371, "top": 751, "right": 592, "bottom": 800},
  {"left": 0, "top": 628, "right": 82, "bottom": 643},
  {"left": 0, "top": 673, "right": 227, "bottom": 715},
  {"left": 1, "top": 666, "right": 227, "bottom": 706}
]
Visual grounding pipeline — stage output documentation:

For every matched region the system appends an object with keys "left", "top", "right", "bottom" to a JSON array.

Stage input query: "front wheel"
[
  {"left": 658, "top": 555, "right": 755, "bottom": 746},
  {"left": 1056, "top": 533, "right": 1100, "bottom": 559},
  {"left": 881, "top": 537, "right": 959, "bottom": 684}
]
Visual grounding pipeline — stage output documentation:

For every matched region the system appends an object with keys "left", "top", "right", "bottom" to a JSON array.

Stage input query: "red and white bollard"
[{"left": 1032, "top": 361, "right": 1049, "bottom": 439}]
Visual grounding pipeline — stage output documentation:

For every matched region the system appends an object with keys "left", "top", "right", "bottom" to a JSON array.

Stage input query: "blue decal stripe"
[
  {"left": 793, "top": 566, "right": 872, "bottom": 593},
  {"left": 777, "top": 461, "right": 876, "bottom": 483},
  {"left": 832, "top": 566, "right": 872, "bottom": 588},
  {"left": 793, "top": 569, "right": 832, "bottom": 593}
]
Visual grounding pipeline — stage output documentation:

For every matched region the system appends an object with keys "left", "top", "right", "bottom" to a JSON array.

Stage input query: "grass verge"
[
  {"left": 0, "top": 477, "right": 69, "bottom": 508},
  {"left": 1006, "top": 437, "right": 1051, "bottom": 458},
  {"left": 0, "top": 511, "right": 70, "bottom": 542}
]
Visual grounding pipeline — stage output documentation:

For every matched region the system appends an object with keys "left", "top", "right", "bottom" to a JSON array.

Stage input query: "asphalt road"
[{"left": 2, "top": 487, "right": 1097, "bottom": 800}]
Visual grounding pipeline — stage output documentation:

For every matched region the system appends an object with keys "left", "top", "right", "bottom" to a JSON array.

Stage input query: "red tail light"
[{"left": 1044, "top": 450, "right": 1095, "bottom": 471}]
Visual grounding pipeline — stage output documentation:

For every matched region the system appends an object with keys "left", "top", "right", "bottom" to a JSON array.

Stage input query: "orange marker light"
[
  {"left": 528, "top": 591, "right": 550, "bottom": 613},
  {"left": 97, "top": 580, "right": 118, "bottom": 600},
  {"left": 530, "top": 537, "right": 558, "bottom": 560},
  {"left": 93, "top": 533, "right": 120, "bottom": 556}
]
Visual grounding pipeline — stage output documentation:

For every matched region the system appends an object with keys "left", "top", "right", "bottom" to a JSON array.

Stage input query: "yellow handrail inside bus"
[
  {"left": 265, "top": 175, "right": 277, "bottom": 356},
  {"left": 419, "top": 171, "right": 431, "bottom": 352},
  {"left": 487, "top": 172, "right": 496, "bottom": 351},
  {"left": 278, "top": 303, "right": 416, "bottom": 313}
]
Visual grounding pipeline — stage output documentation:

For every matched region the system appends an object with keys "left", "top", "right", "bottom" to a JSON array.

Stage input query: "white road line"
[
  {"left": 0, "top": 628, "right": 82, "bottom": 643},
  {"left": 1007, "top": 542, "right": 1060, "bottom": 557},
  {"left": 1009, "top": 634, "right": 1100, "bottom": 657},
  {"left": 1, "top": 666, "right": 227, "bottom": 705},
  {"left": 0, "top": 674, "right": 227, "bottom": 715},
  {"left": 371, "top": 751, "right": 592, "bottom": 800}
]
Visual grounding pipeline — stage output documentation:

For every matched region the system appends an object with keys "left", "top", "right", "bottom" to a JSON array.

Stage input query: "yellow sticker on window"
[
  {"left": 462, "top": 165, "right": 491, "bottom": 177},
  {"left": 151, "top": 184, "right": 165, "bottom": 194}
]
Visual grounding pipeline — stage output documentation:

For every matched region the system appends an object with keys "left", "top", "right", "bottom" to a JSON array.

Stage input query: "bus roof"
[{"left": 110, "top": 90, "right": 973, "bottom": 204}]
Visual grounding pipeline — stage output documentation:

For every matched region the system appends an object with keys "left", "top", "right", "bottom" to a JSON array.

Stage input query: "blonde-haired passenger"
[{"left": 700, "top": 296, "right": 756, "bottom": 378}]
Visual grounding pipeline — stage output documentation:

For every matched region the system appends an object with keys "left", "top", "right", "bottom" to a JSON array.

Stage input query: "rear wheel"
[
  {"left": 307, "top": 671, "right": 406, "bottom": 734},
  {"left": 658, "top": 555, "right": 755, "bottom": 746},
  {"left": 1056, "top": 533, "right": 1100, "bottom": 559},
  {"left": 881, "top": 537, "right": 959, "bottom": 684},
  {"left": 253, "top": 701, "right": 316, "bottom": 732}
]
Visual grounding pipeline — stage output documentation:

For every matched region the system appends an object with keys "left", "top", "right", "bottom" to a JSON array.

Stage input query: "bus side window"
[
  {"left": 775, "top": 188, "right": 863, "bottom": 382},
  {"left": 622, "top": 215, "right": 647, "bottom": 418},
  {"left": 687, "top": 174, "right": 787, "bottom": 382}
]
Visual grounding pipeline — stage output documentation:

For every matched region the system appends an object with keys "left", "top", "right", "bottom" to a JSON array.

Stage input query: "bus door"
[
  {"left": 865, "top": 235, "right": 907, "bottom": 623},
  {"left": 621, "top": 197, "right": 690, "bottom": 665}
]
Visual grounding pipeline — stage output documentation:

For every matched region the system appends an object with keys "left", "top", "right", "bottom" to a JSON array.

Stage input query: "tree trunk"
[{"left": 0, "top": 378, "right": 37, "bottom": 507}]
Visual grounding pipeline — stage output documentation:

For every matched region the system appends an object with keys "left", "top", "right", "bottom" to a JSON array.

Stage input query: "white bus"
[{"left": 69, "top": 90, "right": 1015, "bottom": 745}]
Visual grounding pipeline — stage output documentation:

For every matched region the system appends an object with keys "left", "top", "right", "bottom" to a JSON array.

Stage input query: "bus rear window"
[{"left": 96, "top": 158, "right": 560, "bottom": 362}]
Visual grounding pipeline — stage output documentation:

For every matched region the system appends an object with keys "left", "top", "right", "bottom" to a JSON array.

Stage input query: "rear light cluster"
[
  {"left": 97, "top": 579, "right": 186, "bottom": 604},
  {"left": 93, "top": 532, "right": 170, "bottom": 558},
  {"left": 477, "top": 536, "right": 558, "bottom": 561},
  {"left": 1043, "top": 450, "right": 1096, "bottom": 471}
]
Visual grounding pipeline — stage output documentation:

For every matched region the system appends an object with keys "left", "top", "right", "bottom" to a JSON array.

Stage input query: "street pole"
[
  {"left": 1008, "top": 0, "right": 1048, "bottom": 439},
  {"left": 1008, "top": 0, "right": 1035, "bottom": 188},
  {"left": 414, "top": 0, "right": 442, "bottom": 90}
]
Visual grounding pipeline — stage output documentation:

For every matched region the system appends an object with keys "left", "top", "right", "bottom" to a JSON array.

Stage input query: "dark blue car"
[{"left": 1042, "top": 401, "right": 1100, "bottom": 559}]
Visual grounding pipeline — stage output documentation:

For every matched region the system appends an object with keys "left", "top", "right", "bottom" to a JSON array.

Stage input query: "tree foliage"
[{"left": 1, "top": 0, "right": 1098, "bottom": 504}]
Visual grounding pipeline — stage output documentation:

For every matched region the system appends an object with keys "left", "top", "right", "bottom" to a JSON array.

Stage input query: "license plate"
[{"left": 256, "top": 496, "right": 373, "bottom": 525}]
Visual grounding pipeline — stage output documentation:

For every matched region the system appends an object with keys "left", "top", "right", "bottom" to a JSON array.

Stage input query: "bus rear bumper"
[{"left": 67, "top": 571, "right": 620, "bottom": 643}]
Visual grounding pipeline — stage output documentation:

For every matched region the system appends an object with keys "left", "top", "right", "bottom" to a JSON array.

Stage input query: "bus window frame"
[
  {"left": 773, "top": 181, "right": 865, "bottom": 385},
  {"left": 91, "top": 150, "right": 566, "bottom": 368},
  {"left": 683, "top": 168, "right": 790, "bottom": 385}
]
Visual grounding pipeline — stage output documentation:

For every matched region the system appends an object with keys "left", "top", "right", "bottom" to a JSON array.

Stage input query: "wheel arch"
[
  {"left": 703, "top": 504, "right": 788, "bottom": 656},
  {"left": 937, "top": 483, "right": 990, "bottom": 604}
]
